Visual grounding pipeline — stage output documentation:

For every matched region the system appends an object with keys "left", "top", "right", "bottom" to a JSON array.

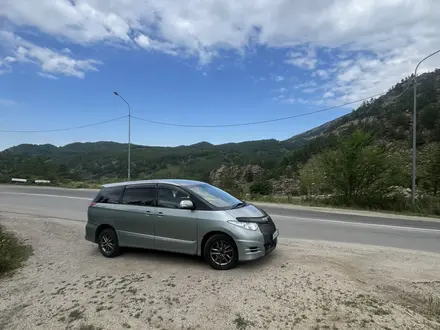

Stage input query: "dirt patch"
[{"left": 1, "top": 213, "right": 440, "bottom": 330}]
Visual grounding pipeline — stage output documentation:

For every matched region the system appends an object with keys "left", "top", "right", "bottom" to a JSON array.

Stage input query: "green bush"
[
  {"left": 411, "top": 195, "right": 440, "bottom": 216},
  {"left": 299, "top": 130, "right": 409, "bottom": 206},
  {"left": 0, "top": 225, "right": 33, "bottom": 276},
  {"left": 249, "top": 181, "right": 273, "bottom": 196}
]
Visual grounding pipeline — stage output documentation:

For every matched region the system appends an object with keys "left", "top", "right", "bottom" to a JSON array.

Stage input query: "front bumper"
[
  {"left": 236, "top": 237, "right": 278, "bottom": 261},
  {"left": 235, "top": 222, "right": 278, "bottom": 262}
]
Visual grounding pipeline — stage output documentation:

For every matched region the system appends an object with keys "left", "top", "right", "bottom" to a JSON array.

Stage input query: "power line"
[
  {"left": 132, "top": 78, "right": 415, "bottom": 128},
  {"left": 0, "top": 115, "right": 128, "bottom": 133},
  {"left": 0, "top": 78, "right": 414, "bottom": 133},
  {"left": 131, "top": 92, "right": 393, "bottom": 128}
]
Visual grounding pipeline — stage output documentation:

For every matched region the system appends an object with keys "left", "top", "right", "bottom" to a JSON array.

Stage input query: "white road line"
[
  {"left": 271, "top": 213, "right": 440, "bottom": 233},
  {"left": 1, "top": 191, "right": 439, "bottom": 233},
  {"left": 0, "top": 192, "right": 92, "bottom": 200}
]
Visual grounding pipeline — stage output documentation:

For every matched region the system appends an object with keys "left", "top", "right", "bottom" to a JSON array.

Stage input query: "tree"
[
  {"left": 420, "top": 104, "right": 440, "bottom": 131},
  {"left": 298, "top": 154, "right": 328, "bottom": 196},
  {"left": 300, "top": 130, "right": 408, "bottom": 205},
  {"left": 249, "top": 181, "right": 273, "bottom": 196},
  {"left": 57, "top": 164, "right": 70, "bottom": 181},
  {"left": 245, "top": 171, "right": 254, "bottom": 183},
  {"left": 419, "top": 143, "right": 440, "bottom": 196}
]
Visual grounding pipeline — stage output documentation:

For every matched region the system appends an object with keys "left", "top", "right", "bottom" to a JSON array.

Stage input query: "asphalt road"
[{"left": 1, "top": 184, "right": 440, "bottom": 253}]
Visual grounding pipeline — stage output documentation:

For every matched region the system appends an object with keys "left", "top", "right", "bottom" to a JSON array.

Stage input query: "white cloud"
[
  {"left": 0, "top": 98, "right": 18, "bottom": 107},
  {"left": 273, "top": 75, "right": 285, "bottom": 82},
  {"left": 285, "top": 46, "right": 318, "bottom": 69},
  {"left": 0, "top": 56, "right": 16, "bottom": 75},
  {"left": 324, "top": 91, "right": 334, "bottom": 98},
  {"left": 294, "top": 81, "right": 317, "bottom": 89},
  {"left": 1, "top": 0, "right": 440, "bottom": 102},
  {"left": 134, "top": 34, "right": 180, "bottom": 57},
  {"left": 37, "top": 72, "right": 59, "bottom": 80},
  {"left": 281, "top": 97, "right": 309, "bottom": 105},
  {"left": 0, "top": 31, "right": 101, "bottom": 78},
  {"left": 313, "top": 69, "right": 329, "bottom": 78}
]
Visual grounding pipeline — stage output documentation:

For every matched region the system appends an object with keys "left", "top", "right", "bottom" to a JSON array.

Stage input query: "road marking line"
[
  {"left": 271, "top": 213, "right": 440, "bottom": 233},
  {"left": 2, "top": 191, "right": 439, "bottom": 233},
  {"left": 0, "top": 192, "right": 92, "bottom": 200}
]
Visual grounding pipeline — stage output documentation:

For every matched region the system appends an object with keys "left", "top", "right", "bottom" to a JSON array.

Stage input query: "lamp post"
[
  {"left": 113, "top": 92, "right": 131, "bottom": 180},
  {"left": 412, "top": 49, "right": 440, "bottom": 204}
]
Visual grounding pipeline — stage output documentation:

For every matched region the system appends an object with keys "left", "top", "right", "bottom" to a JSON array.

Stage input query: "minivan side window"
[
  {"left": 93, "top": 186, "right": 124, "bottom": 204},
  {"left": 157, "top": 187, "right": 190, "bottom": 209},
  {"left": 121, "top": 186, "right": 156, "bottom": 206}
]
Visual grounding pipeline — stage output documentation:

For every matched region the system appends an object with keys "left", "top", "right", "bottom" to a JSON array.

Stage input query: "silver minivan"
[{"left": 85, "top": 179, "right": 279, "bottom": 270}]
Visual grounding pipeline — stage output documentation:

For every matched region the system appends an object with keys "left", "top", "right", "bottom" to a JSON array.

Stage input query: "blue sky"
[{"left": 1, "top": 0, "right": 439, "bottom": 151}]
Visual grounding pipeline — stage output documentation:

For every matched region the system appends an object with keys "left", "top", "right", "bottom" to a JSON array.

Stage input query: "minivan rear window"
[{"left": 93, "top": 186, "right": 125, "bottom": 204}]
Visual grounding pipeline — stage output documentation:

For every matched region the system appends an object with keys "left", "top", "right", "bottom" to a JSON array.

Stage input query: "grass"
[
  {"left": 424, "top": 295, "right": 440, "bottom": 320},
  {"left": 68, "top": 309, "right": 84, "bottom": 321},
  {"left": 60, "top": 181, "right": 102, "bottom": 189},
  {"left": 249, "top": 194, "right": 440, "bottom": 219},
  {"left": 0, "top": 225, "right": 33, "bottom": 277},
  {"left": 79, "top": 325, "right": 103, "bottom": 330},
  {"left": 233, "top": 313, "right": 255, "bottom": 330},
  {"left": 404, "top": 293, "right": 440, "bottom": 321}
]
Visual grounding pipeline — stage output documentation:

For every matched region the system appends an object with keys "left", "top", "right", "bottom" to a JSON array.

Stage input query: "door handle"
[
  {"left": 145, "top": 211, "right": 152, "bottom": 216},
  {"left": 157, "top": 212, "right": 164, "bottom": 217}
]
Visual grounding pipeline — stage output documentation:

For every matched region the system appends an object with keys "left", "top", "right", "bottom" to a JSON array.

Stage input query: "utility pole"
[
  {"left": 412, "top": 49, "right": 440, "bottom": 204},
  {"left": 113, "top": 92, "right": 131, "bottom": 180}
]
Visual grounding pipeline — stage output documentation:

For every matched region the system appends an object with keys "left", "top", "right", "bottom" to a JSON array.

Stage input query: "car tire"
[
  {"left": 204, "top": 234, "right": 238, "bottom": 270},
  {"left": 97, "top": 228, "right": 120, "bottom": 258}
]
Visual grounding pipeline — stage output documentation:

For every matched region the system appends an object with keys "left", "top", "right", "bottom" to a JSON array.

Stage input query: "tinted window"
[
  {"left": 157, "top": 187, "right": 190, "bottom": 209},
  {"left": 93, "top": 186, "right": 124, "bottom": 204},
  {"left": 186, "top": 183, "right": 241, "bottom": 208},
  {"left": 121, "top": 186, "right": 156, "bottom": 206}
]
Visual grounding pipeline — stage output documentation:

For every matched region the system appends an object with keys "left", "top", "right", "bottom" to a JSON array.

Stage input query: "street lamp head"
[{"left": 113, "top": 92, "right": 119, "bottom": 96}]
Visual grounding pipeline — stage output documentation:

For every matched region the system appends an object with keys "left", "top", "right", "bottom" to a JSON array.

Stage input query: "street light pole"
[
  {"left": 113, "top": 92, "right": 131, "bottom": 180},
  {"left": 412, "top": 49, "right": 440, "bottom": 204}
]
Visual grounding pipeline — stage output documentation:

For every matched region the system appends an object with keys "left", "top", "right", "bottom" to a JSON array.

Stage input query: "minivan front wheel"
[
  {"left": 97, "top": 228, "right": 120, "bottom": 258},
  {"left": 204, "top": 234, "right": 238, "bottom": 270}
]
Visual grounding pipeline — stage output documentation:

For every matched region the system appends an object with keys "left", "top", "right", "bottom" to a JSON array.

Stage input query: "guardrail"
[{"left": 10, "top": 178, "right": 51, "bottom": 184}]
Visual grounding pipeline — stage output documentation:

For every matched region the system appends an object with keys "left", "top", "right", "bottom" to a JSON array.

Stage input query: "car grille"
[{"left": 258, "top": 217, "right": 277, "bottom": 245}]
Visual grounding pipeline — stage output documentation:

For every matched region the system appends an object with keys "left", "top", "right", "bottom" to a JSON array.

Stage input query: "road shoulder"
[
  {"left": 254, "top": 201, "right": 440, "bottom": 222},
  {"left": 1, "top": 212, "right": 440, "bottom": 330}
]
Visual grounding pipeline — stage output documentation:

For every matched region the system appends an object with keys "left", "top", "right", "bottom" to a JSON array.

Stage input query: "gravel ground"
[{"left": 1, "top": 212, "right": 440, "bottom": 330}]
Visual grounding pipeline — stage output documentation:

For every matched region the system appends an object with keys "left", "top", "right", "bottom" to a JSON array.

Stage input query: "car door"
[
  {"left": 116, "top": 184, "right": 156, "bottom": 250},
  {"left": 154, "top": 184, "right": 198, "bottom": 255}
]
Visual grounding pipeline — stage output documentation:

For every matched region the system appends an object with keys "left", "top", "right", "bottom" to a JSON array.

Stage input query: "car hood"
[{"left": 225, "top": 203, "right": 265, "bottom": 219}]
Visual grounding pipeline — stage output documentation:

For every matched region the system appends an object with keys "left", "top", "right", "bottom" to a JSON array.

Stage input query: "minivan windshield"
[{"left": 187, "top": 183, "right": 242, "bottom": 209}]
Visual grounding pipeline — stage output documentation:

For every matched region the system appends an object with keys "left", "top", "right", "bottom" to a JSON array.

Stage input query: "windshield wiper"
[{"left": 231, "top": 201, "right": 247, "bottom": 209}]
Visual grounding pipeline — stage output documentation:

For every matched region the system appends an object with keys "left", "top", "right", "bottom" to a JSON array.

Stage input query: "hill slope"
[
  {"left": 1, "top": 69, "right": 439, "bottom": 189},
  {"left": 288, "top": 69, "right": 440, "bottom": 145}
]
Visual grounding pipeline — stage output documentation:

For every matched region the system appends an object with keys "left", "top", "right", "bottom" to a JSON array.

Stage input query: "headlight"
[{"left": 227, "top": 220, "right": 259, "bottom": 231}]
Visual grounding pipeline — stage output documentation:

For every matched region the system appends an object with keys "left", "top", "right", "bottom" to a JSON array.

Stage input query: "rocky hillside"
[
  {"left": 288, "top": 69, "right": 440, "bottom": 146},
  {"left": 1, "top": 70, "right": 439, "bottom": 194}
]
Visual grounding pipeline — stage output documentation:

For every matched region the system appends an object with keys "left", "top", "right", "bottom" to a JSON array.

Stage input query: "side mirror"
[{"left": 179, "top": 200, "right": 194, "bottom": 210}]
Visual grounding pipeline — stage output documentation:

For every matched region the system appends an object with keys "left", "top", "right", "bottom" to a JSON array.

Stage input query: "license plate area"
[{"left": 272, "top": 229, "right": 279, "bottom": 240}]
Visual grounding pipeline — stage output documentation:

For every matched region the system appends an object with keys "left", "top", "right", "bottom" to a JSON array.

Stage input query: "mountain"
[
  {"left": 288, "top": 69, "right": 440, "bottom": 146},
  {"left": 1, "top": 69, "right": 439, "bottom": 192},
  {"left": 0, "top": 139, "right": 296, "bottom": 184}
]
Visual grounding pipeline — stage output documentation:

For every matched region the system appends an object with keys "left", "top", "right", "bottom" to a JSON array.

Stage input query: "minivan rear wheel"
[
  {"left": 204, "top": 234, "right": 238, "bottom": 270},
  {"left": 97, "top": 228, "right": 120, "bottom": 258}
]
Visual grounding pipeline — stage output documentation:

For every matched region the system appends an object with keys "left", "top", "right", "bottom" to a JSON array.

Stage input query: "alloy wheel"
[
  {"left": 100, "top": 234, "right": 114, "bottom": 254},
  {"left": 210, "top": 240, "right": 234, "bottom": 266}
]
